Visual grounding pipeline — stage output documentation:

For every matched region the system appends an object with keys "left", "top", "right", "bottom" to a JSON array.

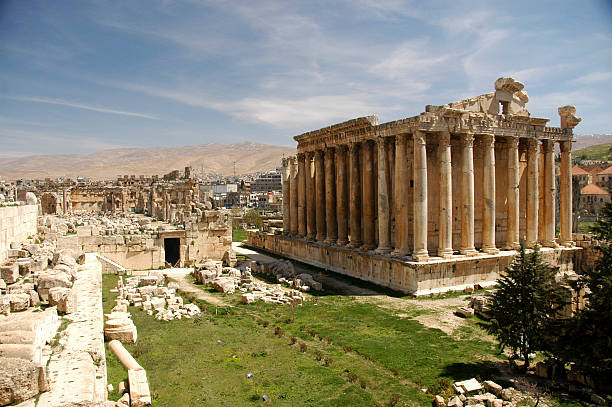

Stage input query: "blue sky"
[{"left": 1, "top": 0, "right": 611, "bottom": 157}]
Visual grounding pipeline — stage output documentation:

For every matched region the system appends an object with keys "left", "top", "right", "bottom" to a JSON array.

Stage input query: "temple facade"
[{"left": 248, "top": 78, "right": 583, "bottom": 295}]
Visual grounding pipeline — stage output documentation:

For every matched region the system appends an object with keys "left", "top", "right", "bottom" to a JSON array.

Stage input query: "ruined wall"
[
  {"left": 247, "top": 231, "right": 581, "bottom": 295},
  {"left": 573, "top": 233, "right": 603, "bottom": 272},
  {"left": 183, "top": 210, "right": 233, "bottom": 266},
  {"left": 0, "top": 204, "right": 38, "bottom": 263}
]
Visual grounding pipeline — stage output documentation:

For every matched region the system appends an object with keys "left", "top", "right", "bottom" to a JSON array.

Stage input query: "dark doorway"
[{"left": 164, "top": 238, "right": 180, "bottom": 266}]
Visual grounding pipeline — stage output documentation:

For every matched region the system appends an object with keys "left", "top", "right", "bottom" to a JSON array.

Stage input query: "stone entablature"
[{"left": 281, "top": 78, "right": 581, "bottom": 265}]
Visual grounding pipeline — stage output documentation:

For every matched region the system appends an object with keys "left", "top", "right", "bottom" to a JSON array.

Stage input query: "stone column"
[
  {"left": 305, "top": 152, "right": 316, "bottom": 240},
  {"left": 392, "top": 134, "right": 409, "bottom": 257},
  {"left": 361, "top": 140, "right": 376, "bottom": 250},
  {"left": 460, "top": 133, "right": 477, "bottom": 256},
  {"left": 289, "top": 156, "right": 298, "bottom": 236},
  {"left": 297, "top": 153, "right": 307, "bottom": 238},
  {"left": 437, "top": 131, "right": 453, "bottom": 258},
  {"left": 526, "top": 139, "right": 539, "bottom": 247},
  {"left": 348, "top": 142, "right": 362, "bottom": 248},
  {"left": 336, "top": 146, "right": 349, "bottom": 246},
  {"left": 324, "top": 147, "right": 337, "bottom": 244},
  {"left": 542, "top": 140, "right": 556, "bottom": 247},
  {"left": 481, "top": 134, "right": 499, "bottom": 254},
  {"left": 560, "top": 140, "right": 574, "bottom": 246},
  {"left": 413, "top": 131, "right": 428, "bottom": 261},
  {"left": 506, "top": 137, "right": 520, "bottom": 250},
  {"left": 315, "top": 150, "right": 326, "bottom": 241},
  {"left": 376, "top": 137, "right": 391, "bottom": 254}
]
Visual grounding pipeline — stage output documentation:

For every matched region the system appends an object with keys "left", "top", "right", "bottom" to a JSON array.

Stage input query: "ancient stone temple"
[{"left": 248, "top": 78, "right": 583, "bottom": 295}]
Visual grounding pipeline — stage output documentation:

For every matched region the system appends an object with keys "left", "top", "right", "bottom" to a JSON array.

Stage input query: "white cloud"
[
  {"left": 573, "top": 71, "right": 612, "bottom": 84},
  {"left": 0, "top": 95, "right": 159, "bottom": 120},
  {"left": 369, "top": 39, "right": 450, "bottom": 80}
]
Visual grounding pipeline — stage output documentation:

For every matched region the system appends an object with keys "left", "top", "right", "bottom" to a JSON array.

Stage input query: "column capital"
[
  {"left": 348, "top": 141, "right": 359, "bottom": 152},
  {"left": 395, "top": 133, "right": 408, "bottom": 146},
  {"left": 480, "top": 133, "right": 495, "bottom": 147},
  {"left": 296, "top": 152, "right": 306, "bottom": 160},
  {"left": 526, "top": 138, "right": 539, "bottom": 150},
  {"left": 438, "top": 131, "right": 451, "bottom": 148},
  {"left": 414, "top": 131, "right": 427, "bottom": 145},
  {"left": 315, "top": 149, "right": 325, "bottom": 158},
  {"left": 305, "top": 150, "right": 315, "bottom": 159},
  {"left": 559, "top": 140, "right": 572, "bottom": 153},
  {"left": 506, "top": 136, "right": 520, "bottom": 149},
  {"left": 459, "top": 133, "right": 474, "bottom": 147},
  {"left": 325, "top": 146, "right": 335, "bottom": 157},
  {"left": 541, "top": 139, "right": 554, "bottom": 152}
]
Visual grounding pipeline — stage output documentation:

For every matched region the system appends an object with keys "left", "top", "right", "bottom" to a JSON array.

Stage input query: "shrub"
[
  {"left": 343, "top": 345, "right": 353, "bottom": 353},
  {"left": 274, "top": 326, "right": 283, "bottom": 337},
  {"left": 299, "top": 343, "right": 307, "bottom": 352},
  {"left": 289, "top": 336, "right": 297, "bottom": 345},
  {"left": 359, "top": 378, "right": 367, "bottom": 389},
  {"left": 315, "top": 351, "right": 323, "bottom": 361},
  {"left": 262, "top": 320, "right": 269, "bottom": 328},
  {"left": 347, "top": 372, "right": 358, "bottom": 383}
]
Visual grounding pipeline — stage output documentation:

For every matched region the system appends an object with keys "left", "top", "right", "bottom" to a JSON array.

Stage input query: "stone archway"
[{"left": 41, "top": 193, "right": 59, "bottom": 215}]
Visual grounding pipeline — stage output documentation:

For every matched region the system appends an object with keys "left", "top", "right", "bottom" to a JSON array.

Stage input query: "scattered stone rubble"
[
  {"left": 432, "top": 378, "right": 553, "bottom": 407},
  {"left": 192, "top": 259, "right": 322, "bottom": 306},
  {"left": 108, "top": 274, "right": 201, "bottom": 324},
  {"left": 0, "top": 234, "right": 89, "bottom": 406}
]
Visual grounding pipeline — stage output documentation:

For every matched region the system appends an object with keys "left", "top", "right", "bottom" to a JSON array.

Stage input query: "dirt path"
[{"left": 163, "top": 267, "right": 232, "bottom": 307}]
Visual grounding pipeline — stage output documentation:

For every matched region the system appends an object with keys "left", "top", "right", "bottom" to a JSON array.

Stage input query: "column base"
[
  {"left": 306, "top": 234, "right": 315, "bottom": 241},
  {"left": 482, "top": 246, "right": 500, "bottom": 255},
  {"left": 437, "top": 248, "right": 453, "bottom": 259},
  {"left": 336, "top": 239, "right": 349, "bottom": 247},
  {"left": 560, "top": 240, "right": 575, "bottom": 247},
  {"left": 374, "top": 247, "right": 392, "bottom": 255},
  {"left": 360, "top": 244, "right": 376, "bottom": 251},
  {"left": 347, "top": 241, "right": 362, "bottom": 249},
  {"left": 460, "top": 248, "right": 479, "bottom": 256},
  {"left": 315, "top": 234, "right": 325, "bottom": 242},
  {"left": 541, "top": 240, "right": 559, "bottom": 248},
  {"left": 324, "top": 238, "right": 338, "bottom": 245},
  {"left": 412, "top": 249, "right": 429, "bottom": 262},
  {"left": 503, "top": 242, "right": 520, "bottom": 251},
  {"left": 391, "top": 249, "right": 409, "bottom": 258}
]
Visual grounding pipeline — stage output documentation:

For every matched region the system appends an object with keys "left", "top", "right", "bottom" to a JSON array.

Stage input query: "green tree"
[
  {"left": 487, "top": 242, "right": 566, "bottom": 370},
  {"left": 243, "top": 209, "right": 263, "bottom": 229},
  {"left": 554, "top": 201, "right": 612, "bottom": 380}
]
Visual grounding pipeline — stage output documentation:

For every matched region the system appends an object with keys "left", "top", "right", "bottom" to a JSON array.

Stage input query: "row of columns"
[{"left": 282, "top": 133, "right": 574, "bottom": 261}]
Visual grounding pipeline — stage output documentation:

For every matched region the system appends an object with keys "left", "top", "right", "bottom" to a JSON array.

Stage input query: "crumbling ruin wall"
[
  {"left": 0, "top": 204, "right": 38, "bottom": 264},
  {"left": 183, "top": 210, "right": 233, "bottom": 266}
]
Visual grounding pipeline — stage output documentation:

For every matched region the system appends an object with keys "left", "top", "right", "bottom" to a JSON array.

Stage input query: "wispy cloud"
[
  {"left": 0, "top": 95, "right": 159, "bottom": 120},
  {"left": 573, "top": 71, "right": 612, "bottom": 85}
]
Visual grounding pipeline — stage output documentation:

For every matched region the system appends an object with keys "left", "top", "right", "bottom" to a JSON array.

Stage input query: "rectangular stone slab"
[{"left": 128, "top": 368, "right": 151, "bottom": 407}]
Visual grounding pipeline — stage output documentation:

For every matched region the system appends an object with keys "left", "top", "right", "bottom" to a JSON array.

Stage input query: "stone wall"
[
  {"left": 247, "top": 231, "right": 581, "bottom": 296},
  {"left": 573, "top": 233, "right": 603, "bottom": 272},
  {"left": 0, "top": 204, "right": 38, "bottom": 264}
]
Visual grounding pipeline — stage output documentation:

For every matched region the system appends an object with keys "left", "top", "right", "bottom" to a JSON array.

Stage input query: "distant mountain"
[
  {"left": 573, "top": 133, "right": 612, "bottom": 151},
  {"left": 0, "top": 142, "right": 296, "bottom": 181}
]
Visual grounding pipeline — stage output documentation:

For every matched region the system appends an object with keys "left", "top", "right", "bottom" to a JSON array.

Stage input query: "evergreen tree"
[
  {"left": 487, "top": 242, "right": 566, "bottom": 370},
  {"left": 554, "top": 201, "right": 612, "bottom": 380}
]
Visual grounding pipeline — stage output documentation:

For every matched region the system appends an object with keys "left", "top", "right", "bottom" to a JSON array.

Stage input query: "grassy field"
[
  {"left": 232, "top": 228, "right": 247, "bottom": 242},
  {"left": 102, "top": 275, "right": 589, "bottom": 406},
  {"left": 574, "top": 142, "right": 612, "bottom": 161}
]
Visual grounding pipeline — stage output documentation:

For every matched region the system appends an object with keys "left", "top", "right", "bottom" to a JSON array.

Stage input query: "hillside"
[
  {"left": 0, "top": 142, "right": 296, "bottom": 180},
  {"left": 574, "top": 142, "right": 612, "bottom": 161}
]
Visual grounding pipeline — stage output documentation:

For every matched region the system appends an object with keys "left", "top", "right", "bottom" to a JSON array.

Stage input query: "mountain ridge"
[{"left": 0, "top": 142, "right": 296, "bottom": 181}]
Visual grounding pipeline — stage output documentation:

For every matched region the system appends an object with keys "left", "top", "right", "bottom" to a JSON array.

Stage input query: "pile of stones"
[
  {"left": 40, "top": 213, "right": 169, "bottom": 238},
  {"left": 1, "top": 237, "right": 81, "bottom": 317},
  {"left": 192, "top": 260, "right": 307, "bottom": 306},
  {"left": 250, "top": 260, "right": 323, "bottom": 292},
  {"left": 109, "top": 274, "right": 201, "bottom": 323},
  {"left": 433, "top": 379, "right": 517, "bottom": 407}
]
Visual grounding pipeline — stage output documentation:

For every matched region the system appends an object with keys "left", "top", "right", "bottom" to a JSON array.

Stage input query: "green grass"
[
  {"left": 232, "top": 228, "right": 247, "bottom": 242},
  {"left": 103, "top": 273, "right": 594, "bottom": 406},
  {"left": 102, "top": 274, "right": 509, "bottom": 406},
  {"left": 576, "top": 221, "right": 597, "bottom": 234},
  {"left": 574, "top": 142, "right": 612, "bottom": 161}
]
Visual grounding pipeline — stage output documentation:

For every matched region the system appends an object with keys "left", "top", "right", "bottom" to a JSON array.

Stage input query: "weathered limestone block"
[
  {"left": 37, "top": 272, "right": 72, "bottom": 301},
  {"left": 483, "top": 381, "right": 502, "bottom": 396},
  {"left": 0, "top": 279, "right": 6, "bottom": 292},
  {"left": 211, "top": 277, "right": 235, "bottom": 294},
  {"left": 434, "top": 395, "right": 445, "bottom": 407},
  {"left": 139, "top": 276, "right": 158, "bottom": 287},
  {"left": 0, "top": 357, "right": 46, "bottom": 406},
  {"left": 0, "top": 344, "right": 42, "bottom": 365},
  {"left": 128, "top": 369, "right": 151, "bottom": 407},
  {"left": 16, "top": 259, "right": 32, "bottom": 276},
  {"left": 5, "top": 293, "right": 30, "bottom": 312},
  {"left": 52, "top": 250, "right": 77, "bottom": 268},
  {"left": 447, "top": 396, "right": 463, "bottom": 407},
  {"left": 0, "top": 297, "right": 10, "bottom": 316},
  {"left": 0, "top": 263, "right": 19, "bottom": 284},
  {"left": 104, "top": 313, "right": 137, "bottom": 343},
  {"left": 48, "top": 288, "right": 77, "bottom": 314},
  {"left": 29, "top": 257, "right": 47, "bottom": 273},
  {"left": 0, "top": 330, "right": 37, "bottom": 345}
]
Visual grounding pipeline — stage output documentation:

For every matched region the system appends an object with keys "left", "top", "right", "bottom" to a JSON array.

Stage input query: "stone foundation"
[
  {"left": 0, "top": 204, "right": 38, "bottom": 264},
  {"left": 247, "top": 231, "right": 581, "bottom": 296}
]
